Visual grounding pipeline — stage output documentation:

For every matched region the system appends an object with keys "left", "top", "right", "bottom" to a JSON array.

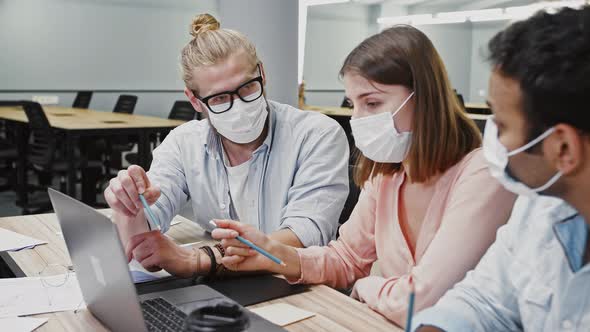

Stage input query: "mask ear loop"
[
  {"left": 532, "top": 171, "right": 563, "bottom": 192},
  {"left": 505, "top": 126, "right": 562, "bottom": 193},
  {"left": 507, "top": 127, "right": 556, "bottom": 156},
  {"left": 391, "top": 91, "right": 415, "bottom": 118}
]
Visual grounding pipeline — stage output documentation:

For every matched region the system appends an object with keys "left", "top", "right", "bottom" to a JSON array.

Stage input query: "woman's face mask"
[{"left": 349, "top": 92, "right": 415, "bottom": 163}]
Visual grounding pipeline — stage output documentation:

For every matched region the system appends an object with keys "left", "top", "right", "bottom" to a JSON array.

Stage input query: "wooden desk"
[
  {"left": 0, "top": 213, "right": 400, "bottom": 332},
  {"left": 302, "top": 105, "right": 353, "bottom": 117},
  {"left": 305, "top": 104, "right": 490, "bottom": 115},
  {"left": 304, "top": 104, "right": 491, "bottom": 120},
  {"left": 464, "top": 102, "right": 490, "bottom": 115},
  {"left": 467, "top": 113, "right": 491, "bottom": 121},
  {"left": 0, "top": 106, "right": 185, "bottom": 130},
  {"left": 464, "top": 102, "right": 488, "bottom": 110},
  {"left": 0, "top": 106, "right": 185, "bottom": 211}
]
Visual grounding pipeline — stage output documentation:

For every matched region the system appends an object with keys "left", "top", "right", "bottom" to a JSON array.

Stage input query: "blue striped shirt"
[{"left": 146, "top": 100, "right": 349, "bottom": 246}]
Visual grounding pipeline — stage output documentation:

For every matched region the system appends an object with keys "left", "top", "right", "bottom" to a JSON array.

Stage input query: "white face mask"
[
  {"left": 482, "top": 117, "right": 562, "bottom": 196},
  {"left": 349, "top": 91, "right": 415, "bottom": 163},
  {"left": 207, "top": 93, "right": 268, "bottom": 144}
]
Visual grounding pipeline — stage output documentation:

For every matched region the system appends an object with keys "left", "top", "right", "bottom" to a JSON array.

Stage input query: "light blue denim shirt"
[
  {"left": 413, "top": 195, "right": 590, "bottom": 331},
  {"left": 146, "top": 100, "right": 349, "bottom": 247}
]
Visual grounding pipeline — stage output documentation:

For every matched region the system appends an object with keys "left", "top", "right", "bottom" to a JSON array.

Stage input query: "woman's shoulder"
[
  {"left": 449, "top": 148, "right": 487, "bottom": 178},
  {"left": 433, "top": 148, "right": 492, "bottom": 191}
]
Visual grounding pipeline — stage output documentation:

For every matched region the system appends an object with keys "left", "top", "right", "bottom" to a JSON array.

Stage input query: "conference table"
[
  {"left": 464, "top": 102, "right": 491, "bottom": 114},
  {"left": 303, "top": 103, "right": 491, "bottom": 117},
  {"left": 0, "top": 212, "right": 401, "bottom": 332},
  {"left": 0, "top": 106, "right": 185, "bottom": 211},
  {"left": 302, "top": 104, "right": 492, "bottom": 146}
]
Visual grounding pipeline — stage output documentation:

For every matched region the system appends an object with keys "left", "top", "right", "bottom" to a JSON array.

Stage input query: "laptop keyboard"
[{"left": 141, "top": 297, "right": 187, "bottom": 332}]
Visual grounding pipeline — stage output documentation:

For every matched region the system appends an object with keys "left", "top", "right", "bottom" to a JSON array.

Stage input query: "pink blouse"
[{"left": 292, "top": 149, "right": 516, "bottom": 326}]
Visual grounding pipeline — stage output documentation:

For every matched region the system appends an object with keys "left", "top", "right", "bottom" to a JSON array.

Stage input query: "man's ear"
[
  {"left": 185, "top": 88, "right": 203, "bottom": 113},
  {"left": 259, "top": 63, "right": 267, "bottom": 86},
  {"left": 549, "top": 124, "right": 584, "bottom": 176}
]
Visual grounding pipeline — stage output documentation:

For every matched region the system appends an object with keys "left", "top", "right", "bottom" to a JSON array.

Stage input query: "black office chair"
[
  {"left": 454, "top": 89, "right": 466, "bottom": 110},
  {"left": 93, "top": 95, "right": 140, "bottom": 190},
  {"left": 124, "top": 100, "right": 196, "bottom": 165},
  {"left": 72, "top": 91, "right": 93, "bottom": 109},
  {"left": 338, "top": 164, "right": 361, "bottom": 226},
  {"left": 340, "top": 97, "right": 353, "bottom": 109},
  {"left": 108, "top": 95, "right": 138, "bottom": 164},
  {"left": 474, "top": 119, "right": 486, "bottom": 134},
  {"left": 0, "top": 101, "right": 23, "bottom": 192},
  {"left": 21, "top": 102, "right": 102, "bottom": 213},
  {"left": 113, "top": 94, "right": 138, "bottom": 114},
  {"left": 0, "top": 138, "right": 18, "bottom": 192},
  {"left": 0, "top": 100, "right": 24, "bottom": 107},
  {"left": 169, "top": 100, "right": 197, "bottom": 121},
  {"left": 161, "top": 100, "right": 198, "bottom": 143}
]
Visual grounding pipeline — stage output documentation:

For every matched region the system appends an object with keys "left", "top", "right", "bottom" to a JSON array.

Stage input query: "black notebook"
[{"left": 136, "top": 274, "right": 309, "bottom": 307}]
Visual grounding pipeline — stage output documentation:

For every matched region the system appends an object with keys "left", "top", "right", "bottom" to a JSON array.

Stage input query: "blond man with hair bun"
[{"left": 104, "top": 13, "right": 349, "bottom": 278}]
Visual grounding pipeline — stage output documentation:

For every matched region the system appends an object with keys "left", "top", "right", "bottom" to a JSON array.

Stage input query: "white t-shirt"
[{"left": 222, "top": 149, "right": 255, "bottom": 227}]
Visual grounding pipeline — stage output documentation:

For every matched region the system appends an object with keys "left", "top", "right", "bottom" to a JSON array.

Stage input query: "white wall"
[
  {"left": 415, "top": 23, "right": 473, "bottom": 100},
  {"left": 303, "top": 1, "right": 478, "bottom": 106},
  {"left": 468, "top": 21, "right": 509, "bottom": 102},
  {"left": 408, "top": 2, "right": 526, "bottom": 103},
  {"left": 0, "top": 0, "right": 217, "bottom": 90},
  {"left": 0, "top": 0, "right": 217, "bottom": 117},
  {"left": 218, "top": 0, "right": 299, "bottom": 107},
  {"left": 302, "top": 3, "right": 371, "bottom": 106},
  {"left": 0, "top": 0, "right": 300, "bottom": 116}
]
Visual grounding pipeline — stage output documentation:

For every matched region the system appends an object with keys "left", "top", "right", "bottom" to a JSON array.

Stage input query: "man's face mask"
[
  {"left": 482, "top": 117, "right": 562, "bottom": 196},
  {"left": 197, "top": 65, "right": 268, "bottom": 144}
]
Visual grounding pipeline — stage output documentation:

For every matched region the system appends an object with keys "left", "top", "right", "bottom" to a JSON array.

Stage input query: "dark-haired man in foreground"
[{"left": 413, "top": 6, "right": 590, "bottom": 331}]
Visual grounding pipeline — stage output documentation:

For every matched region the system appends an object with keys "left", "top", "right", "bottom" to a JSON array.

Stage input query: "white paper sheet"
[
  {"left": 250, "top": 303, "right": 315, "bottom": 327},
  {"left": 0, "top": 228, "right": 46, "bottom": 252},
  {"left": 128, "top": 259, "right": 172, "bottom": 283},
  {"left": 0, "top": 317, "right": 48, "bottom": 332},
  {"left": 0, "top": 274, "right": 84, "bottom": 318}
]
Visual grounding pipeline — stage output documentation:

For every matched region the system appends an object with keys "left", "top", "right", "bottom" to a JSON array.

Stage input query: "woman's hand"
[
  {"left": 211, "top": 219, "right": 277, "bottom": 272},
  {"left": 211, "top": 219, "right": 301, "bottom": 278}
]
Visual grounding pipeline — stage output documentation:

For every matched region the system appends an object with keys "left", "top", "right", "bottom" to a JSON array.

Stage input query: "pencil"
[
  {"left": 405, "top": 276, "right": 416, "bottom": 332},
  {"left": 139, "top": 194, "right": 161, "bottom": 230},
  {"left": 209, "top": 220, "right": 286, "bottom": 267}
]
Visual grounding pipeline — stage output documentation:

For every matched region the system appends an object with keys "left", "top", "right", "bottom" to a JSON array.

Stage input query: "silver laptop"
[{"left": 48, "top": 188, "right": 283, "bottom": 332}]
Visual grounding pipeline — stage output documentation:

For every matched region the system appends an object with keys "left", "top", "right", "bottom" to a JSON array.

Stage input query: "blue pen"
[
  {"left": 209, "top": 220, "right": 286, "bottom": 267},
  {"left": 405, "top": 276, "right": 415, "bottom": 332},
  {"left": 139, "top": 194, "right": 161, "bottom": 230}
]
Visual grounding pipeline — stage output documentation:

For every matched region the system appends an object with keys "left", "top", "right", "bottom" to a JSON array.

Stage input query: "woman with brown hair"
[{"left": 212, "top": 26, "right": 516, "bottom": 327}]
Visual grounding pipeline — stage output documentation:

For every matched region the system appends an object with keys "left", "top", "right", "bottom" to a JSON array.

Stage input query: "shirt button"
[
  {"left": 562, "top": 320, "right": 573, "bottom": 330},
  {"left": 220, "top": 203, "right": 226, "bottom": 209}
]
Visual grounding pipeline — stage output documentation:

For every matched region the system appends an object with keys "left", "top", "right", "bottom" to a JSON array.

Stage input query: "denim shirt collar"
[{"left": 551, "top": 202, "right": 589, "bottom": 272}]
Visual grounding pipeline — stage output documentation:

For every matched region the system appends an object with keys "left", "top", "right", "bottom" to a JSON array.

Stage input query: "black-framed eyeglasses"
[{"left": 195, "top": 65, "right": 264, "bottom": 114}]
